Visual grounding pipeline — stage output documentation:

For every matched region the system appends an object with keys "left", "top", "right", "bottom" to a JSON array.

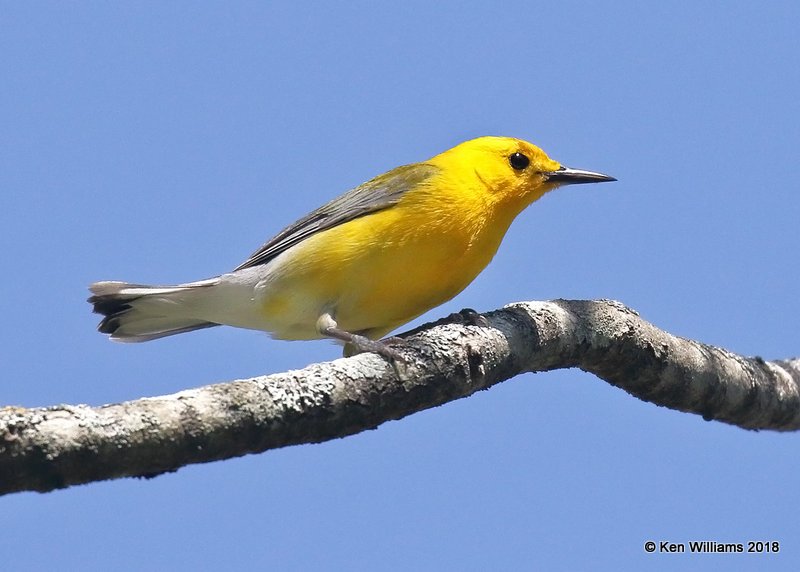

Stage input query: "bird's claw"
[
  {"left": 343, "top": 336, "right": 404, "bottom": 362},
  {"left": 447, "top": 308, "right": 489, "bottom": 328}
]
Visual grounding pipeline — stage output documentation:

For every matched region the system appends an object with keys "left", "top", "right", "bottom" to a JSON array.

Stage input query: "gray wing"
[{"left": 234, "top": 162, "right": 439, "bottom": 271}]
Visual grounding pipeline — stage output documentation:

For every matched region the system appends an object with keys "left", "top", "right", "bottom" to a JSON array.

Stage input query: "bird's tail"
[{"left": 88, "top": 280, "right": 221, "bottom": 342}]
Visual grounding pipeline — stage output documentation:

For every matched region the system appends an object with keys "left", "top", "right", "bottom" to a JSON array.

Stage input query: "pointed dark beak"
[{"left": 543, "top": 166, "right": 616, "bottom": 185}]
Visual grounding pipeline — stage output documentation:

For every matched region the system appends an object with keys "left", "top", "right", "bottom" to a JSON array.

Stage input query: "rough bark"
[{"left": 2, "top": 299, "right": 799, "bottom": 496}]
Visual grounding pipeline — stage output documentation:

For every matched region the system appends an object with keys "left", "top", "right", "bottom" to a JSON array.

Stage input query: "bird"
[{"left": 89, "top": 136, "right": 615, "bottom": 358}]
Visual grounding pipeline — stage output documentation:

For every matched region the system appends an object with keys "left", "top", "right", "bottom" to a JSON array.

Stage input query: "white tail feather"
[{"left": 88, "top": 280, "right": 220, "bottom": 342}]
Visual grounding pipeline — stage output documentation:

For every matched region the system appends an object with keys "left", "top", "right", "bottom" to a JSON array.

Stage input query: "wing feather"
[{"left": 234, "top": 163, "right": 438, "bottom": 270}]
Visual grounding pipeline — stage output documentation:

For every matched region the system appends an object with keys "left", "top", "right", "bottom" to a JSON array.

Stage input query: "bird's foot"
[
  {"left": 342, "top": 335, "right": 404, "bottom": 362},
  {"left": 447, "top": 308, "right": 489, "bottom": 328}
]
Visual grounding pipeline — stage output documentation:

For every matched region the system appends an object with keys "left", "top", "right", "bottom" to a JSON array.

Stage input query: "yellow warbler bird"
[{"left": 89, "top": 136, "right": 614, "bottom": 357}]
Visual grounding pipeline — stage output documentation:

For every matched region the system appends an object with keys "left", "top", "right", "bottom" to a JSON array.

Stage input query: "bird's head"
[{"left": 431, "top": 136, "right": 615, "bottom": 214}]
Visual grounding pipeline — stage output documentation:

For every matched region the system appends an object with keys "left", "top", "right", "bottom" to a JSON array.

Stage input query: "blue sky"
[{"left": 2, "top": 2, "right": 799, "bottom": 570}]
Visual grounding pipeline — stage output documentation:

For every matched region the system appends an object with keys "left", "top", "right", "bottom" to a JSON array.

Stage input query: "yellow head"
[{"left": 428, "top": 136, "right": 615, "bottom": 218}]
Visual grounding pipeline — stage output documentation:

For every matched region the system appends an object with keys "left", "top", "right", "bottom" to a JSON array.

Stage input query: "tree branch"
[{"left": 3, "top": 299, "right": 799, "bottom": 496}]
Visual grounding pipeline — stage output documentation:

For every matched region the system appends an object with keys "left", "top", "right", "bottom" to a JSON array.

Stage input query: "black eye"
[{"left": 509, "top": 152, "right": 530, "bottom": 170}]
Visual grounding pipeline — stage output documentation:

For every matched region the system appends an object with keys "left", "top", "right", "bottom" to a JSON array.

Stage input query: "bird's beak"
[{"left": 543, "top": 166, "right": 616, "bottom": 185}]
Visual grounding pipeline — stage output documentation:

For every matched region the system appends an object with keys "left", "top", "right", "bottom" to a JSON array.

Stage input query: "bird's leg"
[{"left": 316, "top": 313, "right": 403, "bottom": 361}]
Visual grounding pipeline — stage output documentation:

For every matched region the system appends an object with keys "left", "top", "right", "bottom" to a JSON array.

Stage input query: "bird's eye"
[{"left": 509, "top": 152, "right": 530, "bottom": 170}]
